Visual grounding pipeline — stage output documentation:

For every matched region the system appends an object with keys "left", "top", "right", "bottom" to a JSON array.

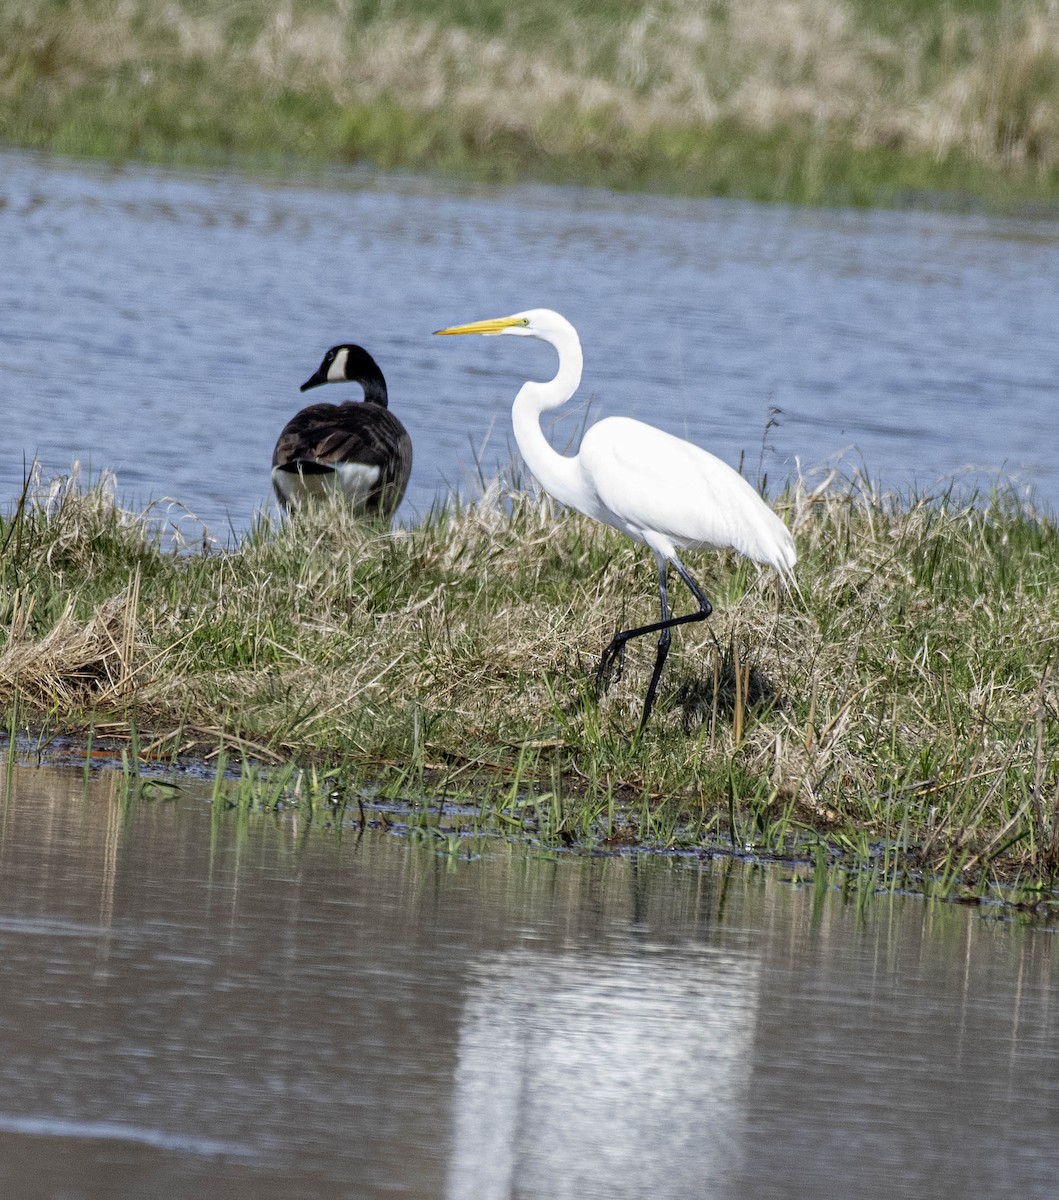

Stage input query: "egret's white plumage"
[{"left": 435, "top": 307, "right": 796, "bottom": 728}]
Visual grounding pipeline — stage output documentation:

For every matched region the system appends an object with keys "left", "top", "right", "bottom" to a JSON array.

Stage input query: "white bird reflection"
[{"left": 446, "top": 946, "right": 760, "bottom": 1200}]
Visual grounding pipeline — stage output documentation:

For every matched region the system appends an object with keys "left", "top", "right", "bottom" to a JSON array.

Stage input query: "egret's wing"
[{"left": 579, "top": 417, "right": 795, "bottom": 573}]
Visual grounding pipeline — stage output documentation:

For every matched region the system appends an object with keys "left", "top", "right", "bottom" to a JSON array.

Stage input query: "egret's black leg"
[
  {"left": 597, "top": 563, "right": 667, "bottom": 696},
  {"left": 641, "top": 567, "right": 674, "bottom": 729},
  {"left": 595, "top": 558, "right": 713, "bottom": 727}
]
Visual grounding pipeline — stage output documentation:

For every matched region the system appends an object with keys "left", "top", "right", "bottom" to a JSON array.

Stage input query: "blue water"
[{"left": 1, "top": 150, "right": 1057, "bottom": 538}]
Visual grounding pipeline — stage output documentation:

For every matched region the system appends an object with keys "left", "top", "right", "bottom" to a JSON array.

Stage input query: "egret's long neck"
[{"left": 510, "top": 330, "right": 587, "bottom": 511}]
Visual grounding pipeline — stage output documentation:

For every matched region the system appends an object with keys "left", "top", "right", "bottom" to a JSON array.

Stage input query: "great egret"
[
  {"left": 271, "top": 344, "right": 412, "bottom": 519},
  {"left": 435, "top": 308, "right": 796, "bottom": 729}
]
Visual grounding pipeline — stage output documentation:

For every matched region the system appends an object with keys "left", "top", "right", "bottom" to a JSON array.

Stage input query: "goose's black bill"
[{"left": 300, "top": 365, "right": 330, "bottom": 392}]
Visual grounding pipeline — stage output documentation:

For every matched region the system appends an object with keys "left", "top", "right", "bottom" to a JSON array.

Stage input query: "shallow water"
[
  {"left": 0, "top": 761, "right": 1056, "bottom": 1199},
  {"left": 2, "top": 150, "right": 1058, "bottom": 536}
]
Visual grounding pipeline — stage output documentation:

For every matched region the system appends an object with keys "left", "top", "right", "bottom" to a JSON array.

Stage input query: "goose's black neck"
[{"left": 342, "top": 345, "right": 388, "bottom": 408}]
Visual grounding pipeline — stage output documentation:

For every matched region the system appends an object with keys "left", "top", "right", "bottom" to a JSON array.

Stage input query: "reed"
[{"left": 1, "top": 460, "right": 1057, "bottom": 903}]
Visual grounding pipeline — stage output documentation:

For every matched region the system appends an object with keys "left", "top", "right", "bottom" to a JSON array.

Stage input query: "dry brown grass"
[
  {"left": 0, "top": 585, "right": 140, "bottom": 711},
  {"left": 1, "top": 463, "right": 1058, "bottom": 891}
]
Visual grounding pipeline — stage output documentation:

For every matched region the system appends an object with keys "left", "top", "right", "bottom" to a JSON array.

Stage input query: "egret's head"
[
  {"left": 435, "top": 307, "right": 582, "bottom": 398},
  {"left": 434, "top": 308, "right": 570, "bottom": 339}
]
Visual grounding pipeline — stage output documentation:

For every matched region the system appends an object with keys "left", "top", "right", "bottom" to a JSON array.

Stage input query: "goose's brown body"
[{"left": 271, "top": 344, "right": 412, "bottom": 518}]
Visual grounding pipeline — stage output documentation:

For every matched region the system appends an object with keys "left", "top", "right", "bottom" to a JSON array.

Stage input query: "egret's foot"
[{"left": 595, "top": 636, "right": 628, "bottom": 697}]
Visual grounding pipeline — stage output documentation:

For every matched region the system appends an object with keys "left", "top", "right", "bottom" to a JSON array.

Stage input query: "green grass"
[
  {"left": 4, "top": 0, "right": 1059, "bottom": 208},
  {"left": 2, "top": 463, "right": 1058, "bottom": 908}
]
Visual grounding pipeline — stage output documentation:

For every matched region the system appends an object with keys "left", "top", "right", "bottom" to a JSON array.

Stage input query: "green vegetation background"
[{"left": 4, "top": 0, "right": 1059, "bottom": 206}]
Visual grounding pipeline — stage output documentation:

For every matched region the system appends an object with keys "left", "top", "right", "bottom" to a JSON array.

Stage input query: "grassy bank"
[
  {"left": 4, "top": 0, "right": 1059, "bottom": 207},
  {"left": 1, "top": 464, "right": 1058, "bottom": 904}
]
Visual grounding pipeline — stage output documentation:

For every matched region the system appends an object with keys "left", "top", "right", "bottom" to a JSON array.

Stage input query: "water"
[
  {"left": 2, "top": 150, "right": 1058, "bottom": 538},
  {"left": 0, "top": 760, "right": 1056, "bottom": 1199}
]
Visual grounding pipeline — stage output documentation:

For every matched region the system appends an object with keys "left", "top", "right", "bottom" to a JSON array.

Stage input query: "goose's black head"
[{"left": 300, "top": 344, "right": 388, "bottom": 406}]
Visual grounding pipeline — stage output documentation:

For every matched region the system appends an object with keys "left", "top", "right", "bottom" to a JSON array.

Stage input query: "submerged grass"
[
  {"left": 1, "top": 462, "right": 1058, "bottom": 905},
  {"left": 4, "top": 0, "right": 1059, "bottom": 207}
]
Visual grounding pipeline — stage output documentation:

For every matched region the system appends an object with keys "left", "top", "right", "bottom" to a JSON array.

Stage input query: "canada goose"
[{"left": 271, "top": 344, "right": 412, "bottom": 519}]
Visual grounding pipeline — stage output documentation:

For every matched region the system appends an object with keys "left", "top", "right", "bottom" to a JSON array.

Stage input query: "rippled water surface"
[
  {"left": 2, "top": 150, "right": 1058, "bottom": 535},
  {"left": 0, "top": 762, "right": 1057, "bottom": 1199}
]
